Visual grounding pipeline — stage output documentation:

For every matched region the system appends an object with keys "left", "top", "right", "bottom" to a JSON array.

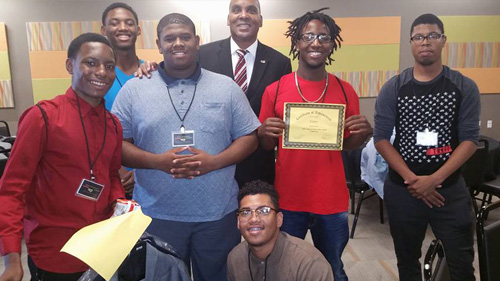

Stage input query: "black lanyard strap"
[
  {"left": 248, "top": 249, "right": 268, "bottom": 281},
  {"left": 167, "top": 82, "right": 197, "bottom": 129},
  {"left": 75, "top": 92, "right": 108, "bottom": 181}
]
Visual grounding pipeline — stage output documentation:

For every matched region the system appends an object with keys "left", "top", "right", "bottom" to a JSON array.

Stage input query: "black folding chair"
[
  {"left": 0, "top": 121, "right": 10, "bottom": 137},
  {"left": 463, "top": 138, "right": 500, "bottom": 214},
  {"left": 476, "top": 200, "right": 500, "bottom": 281},
  {"left": 423, "top": 239, "right": 451, "bottom": 281},
  {"left": 478, "top": 176, "right": 500, "bottom": 211},
  {"left": 463, "top": 138, "right": 489, "bottom": 213},
  {"left": 0, "top": 136, "right": 13, "bottom": 179},
  {"left": 342, "top": 144, "right": 384, "bottom": 238},
  {"left": 0, "top": 158, "right": 7, "bottom": 179}
]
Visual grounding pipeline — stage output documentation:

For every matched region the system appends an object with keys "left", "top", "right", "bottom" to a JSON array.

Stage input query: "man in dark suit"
[{"left": 199, "top": 0, "right": 292, "bottom": 187}]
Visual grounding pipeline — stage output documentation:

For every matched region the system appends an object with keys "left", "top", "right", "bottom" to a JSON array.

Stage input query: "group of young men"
[{"left": 0, "top": 0, "right": 480, "bottom": 281}]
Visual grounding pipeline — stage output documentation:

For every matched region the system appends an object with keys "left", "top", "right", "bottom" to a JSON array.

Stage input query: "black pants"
[
  {"left": 384, "top": 177, "right": 475, "bottom": 281},
  {"left": 28, "top": 256, "right": 84, "bottom": 281}
]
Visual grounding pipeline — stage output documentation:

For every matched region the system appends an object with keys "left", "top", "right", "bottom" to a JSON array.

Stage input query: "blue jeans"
[
  {"left": 146, "top": 211, "right": 241, "bottom": 281},
  {"left": 280, "top": 210, "right": 349, "bottom": 281}
]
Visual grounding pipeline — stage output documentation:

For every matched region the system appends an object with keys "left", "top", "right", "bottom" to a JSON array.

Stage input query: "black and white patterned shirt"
[{"left": 374, "top": 66, "right": 480, "bottom": 186}]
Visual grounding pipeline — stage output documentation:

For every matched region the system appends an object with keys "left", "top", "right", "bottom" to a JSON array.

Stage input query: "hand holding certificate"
[{"left": 283, "top": 102, "right": 345, "bottom": 150}]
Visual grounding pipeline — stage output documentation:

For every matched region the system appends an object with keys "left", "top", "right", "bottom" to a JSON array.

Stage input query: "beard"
[{"left": 416, "top": 57, "right": 436, "bottom": 66}]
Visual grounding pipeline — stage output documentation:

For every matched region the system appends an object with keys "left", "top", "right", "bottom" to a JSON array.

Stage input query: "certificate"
[{"left": 283, "top": 102, "right": 345, "bottom": 150}]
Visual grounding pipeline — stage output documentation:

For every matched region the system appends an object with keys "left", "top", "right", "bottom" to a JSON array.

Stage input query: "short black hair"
[
  {"left": 67, "top": 33, "right": 112, "bottom": 59},
  {"left": 410, "top": 13, "right": 444, "bottom": 35},
  {"left": 102, "top": 2, "right": 139, "bottom": 25},
  {"left": 157, "top": 13, "right": 196, "bottom": 38},
  {"left": 238, "top": 180, "right": 280, "bottom": 210},
  {"left": 285, "top": 7, "right": 342, "bottom": 65}
]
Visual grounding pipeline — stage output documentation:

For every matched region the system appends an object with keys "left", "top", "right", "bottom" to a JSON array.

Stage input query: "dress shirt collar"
[
  {"left": 230, "top": 37, "right": 258, "bottom": 57},
  {"left": 66, "top": 87, "right": 105, "bottom": 117},
  {"left": 158, "top": 61, "right": 202, "bottom": 85}
]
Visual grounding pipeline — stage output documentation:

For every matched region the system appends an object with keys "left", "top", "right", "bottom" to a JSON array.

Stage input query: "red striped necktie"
[{"left": 234, "top": 49, "right": 248, "bottom": 93}]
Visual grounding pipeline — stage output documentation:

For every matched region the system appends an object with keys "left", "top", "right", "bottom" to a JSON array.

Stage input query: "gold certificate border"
[{"left": 283, "top": 102, "right": 346, "bottom": 150}]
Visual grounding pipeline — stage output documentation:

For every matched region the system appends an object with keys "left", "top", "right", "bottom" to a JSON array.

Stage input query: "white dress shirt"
[{"left": 230, "top": 38, "right": 258, "bottom": 89}]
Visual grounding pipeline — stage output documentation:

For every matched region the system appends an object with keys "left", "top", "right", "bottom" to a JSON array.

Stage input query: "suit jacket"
[{"left": 199, "top": 37, "right": 292, "bottom": 186}]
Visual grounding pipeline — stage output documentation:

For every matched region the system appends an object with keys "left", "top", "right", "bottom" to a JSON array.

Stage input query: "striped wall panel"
[
  {"left": 0, "top": 80, "right": 14, "bottom": 108},
  {"left": 27, "top": 20, "right": 209, "bottom": 102},
  {"left": 260, "top": 17, "right": 401, "bottom": 97},
  {"left": 0, "top": 23, "right": 14, "bottom": 108},
  {"left": 443, "top": 42, "right": 500, "bottom": 69}
]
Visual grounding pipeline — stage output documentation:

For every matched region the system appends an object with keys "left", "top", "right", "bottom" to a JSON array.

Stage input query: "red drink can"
[{"left": 113, "top": 199, "right": 141, "bottom": 217}]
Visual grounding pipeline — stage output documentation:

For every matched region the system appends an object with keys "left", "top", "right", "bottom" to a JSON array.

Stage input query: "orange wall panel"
[
  {"left": 258, "top": 17, "right": 401, "bottom": 49},
  {"left": 456, "top": 67, "right": 500, "bottom": 94},
  {"left": 29, "top": 51, "right": 69, "bottom": 79}
]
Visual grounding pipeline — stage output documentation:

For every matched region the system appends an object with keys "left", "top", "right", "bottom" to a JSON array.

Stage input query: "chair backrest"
[
  {"left": 342, "top": 144, "right": 367, "bottom": 190},
  {"left": 0, "top": 158, "right": 7, "bottom": 179},
  {"left": 463, "top": 138, "right": 489, "bottom": 188},
  {"left": 423, "top": 239, "right": 451, "bottom": 281},
  {"left": 476, "top": 200, "right": 500, "bottom": 281},
  {"left": 0, "top": 121, "right": 10, "bottom": 137}
]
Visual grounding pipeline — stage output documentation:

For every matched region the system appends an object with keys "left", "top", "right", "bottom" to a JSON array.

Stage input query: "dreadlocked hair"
[{"left": 285, "top": 7, "right": 342, "bottom": 65}]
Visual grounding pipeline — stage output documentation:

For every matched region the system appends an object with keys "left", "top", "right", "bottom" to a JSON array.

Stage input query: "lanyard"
[
  {"left": 115, "top": 58, "right": 140, "bottom": 88},
  {"left": 75, "top": 92, "right": 108, "bottom": 181},
  {"left": 167, "top": 82, "right": 197, "bottom": 131},
  {"left": 248, "top": 250, "right": 268, "bottom": 281},
  {"left": 115, "top": 76, "right": 124, "bottom": 88}
]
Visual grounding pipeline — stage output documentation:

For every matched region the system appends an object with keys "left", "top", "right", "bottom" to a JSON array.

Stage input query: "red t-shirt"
[
  {"left": 259, "top": 72, "right": 360, "bottom": 214},
  {"left": 0, "top": 88, "right": 124, "bottom": 273}
]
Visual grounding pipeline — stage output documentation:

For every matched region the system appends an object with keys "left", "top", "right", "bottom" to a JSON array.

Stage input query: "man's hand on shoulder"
[
  {"left": 134, "top": 61, "right": 158, "bottom": 79},
  {"left": 0, "top": 253, "right": 23, "bottom": 281}
]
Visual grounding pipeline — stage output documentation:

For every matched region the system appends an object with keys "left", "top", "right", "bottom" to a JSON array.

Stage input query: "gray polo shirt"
[{"left": 112, "top": 63, "right": 260, "bottom": 222}]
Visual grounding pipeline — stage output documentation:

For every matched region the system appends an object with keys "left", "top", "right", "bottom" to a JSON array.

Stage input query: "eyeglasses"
[
  {"left": 300, "top": 33, "right": 332, "bottom": 44},
  {"left": 237, "top": 206, "right": 277, "bottom": 220},
  {"left": 410, "top": 33, "right": 444, "bottom": 43}
]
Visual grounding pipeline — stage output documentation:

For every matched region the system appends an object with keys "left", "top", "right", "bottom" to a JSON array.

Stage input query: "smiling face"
[
  {"left": 101, "top": 7, "right": 141, "bottom": 51},
  {"left": 66, "top": 42, "right": 115, "bottom": 107},
  {"left": 227, "top": 0, "right": 262, "bottom": 47},
  {"left": 296, "top": 19, "right": 334, "bottom": 71},
  {"left": 237, "top": 194, "right": 283, "bottom": 251},
  {"left": 156, "top": 23, "right": 200, "bottom": 78},
  {"left": 411, "top": 23, "right": 446, "bottom": 67}
]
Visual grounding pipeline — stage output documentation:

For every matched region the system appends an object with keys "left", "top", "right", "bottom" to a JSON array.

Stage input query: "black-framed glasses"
[
  {"left": 300, "top": 33, "right": 332, "bottom": 44},
  {"left": 410, "top": 33, "right": 444, "bottom": 43},
  {"left": 237, "top": 206, "right": 277, "bottom": 220}
]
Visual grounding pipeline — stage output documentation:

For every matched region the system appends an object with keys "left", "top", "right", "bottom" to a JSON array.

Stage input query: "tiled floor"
[
  {"left": 341, "top": 192, "right": 500, "bottom": 280},
  {"left": 2, "top": 193, "right": 498, "bottom": 281}
]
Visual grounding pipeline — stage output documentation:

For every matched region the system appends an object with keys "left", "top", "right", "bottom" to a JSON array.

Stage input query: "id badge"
[
  {"left": 172, "top": 130, "right": 195, "bottom": 147},
  {"left": 416, "top": 129, "right": 438, "bottom": 146},
  {"left": 75, "top": 179, "right": 104, "bottom": 201}
]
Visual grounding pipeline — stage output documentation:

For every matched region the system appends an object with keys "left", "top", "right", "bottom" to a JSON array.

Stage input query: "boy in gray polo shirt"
[{"left": 112, "top": 13, "right": 259, "bottom": 281}]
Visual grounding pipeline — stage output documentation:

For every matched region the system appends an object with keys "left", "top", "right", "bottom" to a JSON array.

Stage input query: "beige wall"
[{"left": 0, "top": 0, "right": 499, "bottom": 138}]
